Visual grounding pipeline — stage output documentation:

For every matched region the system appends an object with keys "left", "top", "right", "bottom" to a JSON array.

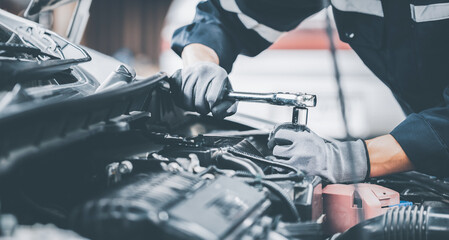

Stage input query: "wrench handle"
[{"left": 226, "top": 91, "right": 274, "bottom": 103}]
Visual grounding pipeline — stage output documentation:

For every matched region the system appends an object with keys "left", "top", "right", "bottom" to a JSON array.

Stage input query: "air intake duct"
[{"left": 336, "top": 205, "right": 449, "bottom": 240}]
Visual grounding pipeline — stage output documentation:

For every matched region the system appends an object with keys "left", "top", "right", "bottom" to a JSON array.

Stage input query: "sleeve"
[
  {"left": 391, "top": 86, "right": 449, "bottom": 177},
  {"left": 171, "top": 0, "right": 325, "bottom": 72}
]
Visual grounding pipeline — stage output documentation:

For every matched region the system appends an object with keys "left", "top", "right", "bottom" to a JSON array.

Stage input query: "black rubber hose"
[
  {"left": 336, "top": 205, "right": 449, "bottom": 240},
  {"left": 234, "top": 171, "right": 257, "bottom": 178},
  {"left": 246, "top": 179, "right": 300, "bottom": 222},
  {"left": 234, "top": 171, "right": 303, "bottom": 182},
  {"left": 215, "top": 152, "right": 265, "bottom": 176},
  {"left": 228, "top": 148, "right": 304, "bottom": 178}
]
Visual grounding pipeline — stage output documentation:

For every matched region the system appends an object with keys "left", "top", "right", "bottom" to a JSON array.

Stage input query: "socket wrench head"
[
  {"left": 274, "top": 93, "right": 317, "bottom": 108},
  {"left": 292, "top": 107, "right": 309, "bottom": 126}
]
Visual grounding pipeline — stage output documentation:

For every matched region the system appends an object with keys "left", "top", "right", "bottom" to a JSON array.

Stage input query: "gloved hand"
[
  {"left": 170, "top": 62, "right": 237, "bottom": 119},
  {"left": 268, "top": 123, "right": 370, "bottom": 183}
]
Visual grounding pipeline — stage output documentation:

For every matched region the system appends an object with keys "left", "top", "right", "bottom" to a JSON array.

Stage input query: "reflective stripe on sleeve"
[
  {"left": 410, "top": 3, "right": 449, "bottom": 22},
  {"left": 219, "top": 0, "right": 284, "bottom": 42},
  {"left": 331, "top": 0, "right": 384, "bottom": 17}
]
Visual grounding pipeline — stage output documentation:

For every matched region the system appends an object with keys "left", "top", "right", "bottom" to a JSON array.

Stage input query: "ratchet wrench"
[{"left": 226, "top": 91, "right": 317, "bottom": 126}]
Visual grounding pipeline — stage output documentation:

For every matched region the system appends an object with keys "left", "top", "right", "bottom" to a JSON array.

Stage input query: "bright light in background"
[{"left": 160, "top": 0, "right": 405, "bottom": 139}]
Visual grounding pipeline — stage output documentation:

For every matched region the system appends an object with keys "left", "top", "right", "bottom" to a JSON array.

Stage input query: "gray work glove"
[
  {"left": 268, "top": 123, "right": 370, "bottom": 183},
  {"left": 170, "top": 62, "right": 237, "bottom": 119}
]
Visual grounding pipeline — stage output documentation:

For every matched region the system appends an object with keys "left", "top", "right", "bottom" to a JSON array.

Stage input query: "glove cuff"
[
  {"left": 349, "top": 139, "right": 370, "bottom": 183},
  {"left": 334, "top": 139, "right": 370, "bottom": 183},
  {"left": 361, "top": 140, "right": 371, "bottom": 181}
]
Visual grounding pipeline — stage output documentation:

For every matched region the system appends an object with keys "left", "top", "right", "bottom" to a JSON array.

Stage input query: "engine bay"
[
  {"left": 1, "top": 4, "right": 449, "bottom": 239},
  {"left": 2, "top": 109, "right": 449, "bottom": 240}
]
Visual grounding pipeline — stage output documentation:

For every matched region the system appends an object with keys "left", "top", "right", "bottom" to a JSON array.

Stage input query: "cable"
[
  {"left": 228, "top": 148, "right": 304, "bottom": 177},
  {"left": 234, "top": 171, "right": 303, "bottom": 182},
  {"left": 321, "top": 0, "right": 366, "bottom": 229},
  {"left": 17, "top": 190, "right": 66, "bottom": 222},
  {"left": 216, "top": 152, "right": 265, "bottom": 176},
  {"left": 322, "top": 3, "right": 352, "bottom": 139},
  {"left": 375, "top": 179, "right": 449, "bottom": 200},
  {"left": 246, "top": 179, "right": 300, "bottom": 222}
]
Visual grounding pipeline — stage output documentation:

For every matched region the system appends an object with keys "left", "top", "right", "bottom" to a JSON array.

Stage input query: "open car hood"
[
  {"left": 0, "top": 9, "right": 91, "bottom": 85},
  {"left": 0, "top": 71, "right": 170, "bottom": 178},
  {"left": 24, "top": 0, "right": 80, "bottom": 17},
  {"left": 0, "top": 7, "right": 171, "bottom": 178},
  {"left": 24, "top": 0, "right": 92, "bottom": 44}
]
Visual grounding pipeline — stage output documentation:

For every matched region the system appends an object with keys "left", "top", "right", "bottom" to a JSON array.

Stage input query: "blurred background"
[{"left": 1, "top": 0, "right": 405, "bottom": 139}]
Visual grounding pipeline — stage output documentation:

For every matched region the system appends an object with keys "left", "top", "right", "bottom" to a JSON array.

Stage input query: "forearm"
[
  {"left": 366, "top": 134, "right": 415, "bottom": 177},
  {"left": 182, "top": 44, "right": 219, "bottom": 68}
]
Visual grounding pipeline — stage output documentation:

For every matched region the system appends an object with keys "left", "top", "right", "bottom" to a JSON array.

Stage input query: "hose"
[
  {"left": 214, "top": 151, "right": 265, "bottom": 176},
  {"left": 234, "top": 171, "right": 303, "bottom": 182},
  {"left": 246, "top": 179, "right": 300, "bottom": 222},
  {"left": 336, "top": 205, "right": 449, "bottom": 240},
  {"left": 228, "top": 148, "right": 304, "bottom": 178}
]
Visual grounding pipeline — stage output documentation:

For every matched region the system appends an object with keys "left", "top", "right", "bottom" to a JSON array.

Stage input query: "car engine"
[
  {"left": 2, "top": 98, "right": 449, "bottom": 240},
  {"left": 1, "top": 4, "right": 449, "bottom": 239}
]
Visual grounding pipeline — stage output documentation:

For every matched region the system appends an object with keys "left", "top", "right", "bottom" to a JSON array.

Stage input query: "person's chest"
[{"left": 332, "top": 0, "right": 449, "bottom": 112}]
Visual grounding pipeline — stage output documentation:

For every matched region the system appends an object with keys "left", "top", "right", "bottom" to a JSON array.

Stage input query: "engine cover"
[{"left": 69, "top": 171, "right": 270, "bottom": 240}]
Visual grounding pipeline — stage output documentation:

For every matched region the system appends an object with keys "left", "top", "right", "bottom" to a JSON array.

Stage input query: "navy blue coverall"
[{"left": 171, "top": 0, "right": 449, "bottom": 176}]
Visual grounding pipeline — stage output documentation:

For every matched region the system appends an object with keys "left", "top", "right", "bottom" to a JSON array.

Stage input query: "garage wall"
[
  {"left": 83, "top": 0, "right": 173, "bottom": 66},
  {"left": 0, "top": 0, "right": 29, "bottom": 14}
]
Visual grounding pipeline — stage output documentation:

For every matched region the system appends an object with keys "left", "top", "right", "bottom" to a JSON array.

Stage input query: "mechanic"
[{"left": 170, "top": 0, "right": 449, "bottom": 183}]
